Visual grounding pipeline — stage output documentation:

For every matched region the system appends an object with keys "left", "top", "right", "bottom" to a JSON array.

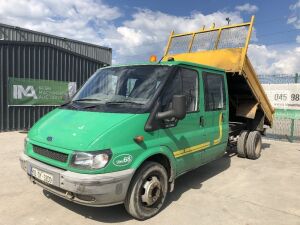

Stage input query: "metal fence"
[{"left": 258, "top": 73, "right": 300, "bottom": 142}]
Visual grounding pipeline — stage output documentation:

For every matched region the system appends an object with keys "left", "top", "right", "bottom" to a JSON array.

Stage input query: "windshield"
[{"left": 70, "top": 65, "right": 173, "bottom": 112}]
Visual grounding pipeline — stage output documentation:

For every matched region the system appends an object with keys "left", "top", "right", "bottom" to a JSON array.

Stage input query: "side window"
[
  {"left": 161, "top": 73, "right": 181, "bottom": 112},
  {"left": 161, "top": 67, "right": 198, "bottom": 112},
  {"left": 181, "top": 68, "right": 198, "bottom": 112},
  {"left": 203, "top": 72, "right": 226, "bottom": 111},
  {"left": 126, "top": 78, "right": 138, "bottom": 96}
]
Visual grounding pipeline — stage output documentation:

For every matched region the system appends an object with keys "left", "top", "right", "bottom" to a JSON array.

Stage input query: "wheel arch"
[{"left": 130, "top": 146, "right": 176, "bottom": 183}]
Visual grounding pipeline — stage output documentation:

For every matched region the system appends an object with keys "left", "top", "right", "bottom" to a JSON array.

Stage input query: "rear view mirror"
[{"left": 156, "top": 95, "right": 186, "bottom": 120}]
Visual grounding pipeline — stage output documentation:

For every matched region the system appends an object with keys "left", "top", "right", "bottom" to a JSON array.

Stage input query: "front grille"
[{"left": 33, "top": 145, "right": 68, "bottom": 163}]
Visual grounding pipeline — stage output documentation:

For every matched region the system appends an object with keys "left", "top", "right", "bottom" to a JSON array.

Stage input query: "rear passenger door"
[{"left": 201, "top": 71, "right": 229, "bottom": 163}]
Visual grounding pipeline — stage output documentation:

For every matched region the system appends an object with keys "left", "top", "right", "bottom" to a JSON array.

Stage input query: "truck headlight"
[{"left": 70, "top": 150, "right": 112, "bottom": 170}]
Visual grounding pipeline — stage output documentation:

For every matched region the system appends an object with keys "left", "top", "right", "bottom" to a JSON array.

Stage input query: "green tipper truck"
[{"left": 20, "top": 17, "right": 274, "bottom": 220}]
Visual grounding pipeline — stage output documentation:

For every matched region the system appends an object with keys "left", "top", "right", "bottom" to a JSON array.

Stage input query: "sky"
[{"left": 0, "top": 0, "right": 299, "bottom": 75}]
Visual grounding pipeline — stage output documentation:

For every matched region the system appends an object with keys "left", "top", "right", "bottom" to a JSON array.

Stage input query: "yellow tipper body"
[{"left": 162, "top": 16, "right": 274, "bottom": 126}]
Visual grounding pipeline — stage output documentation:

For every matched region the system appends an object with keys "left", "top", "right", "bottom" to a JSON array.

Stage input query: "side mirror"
[{"left": 156, "top": 95, "right": 187, "bottom": 120}]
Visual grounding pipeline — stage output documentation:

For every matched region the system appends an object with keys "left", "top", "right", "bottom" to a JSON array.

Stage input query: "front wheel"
[{"left": 124, "top": 162, "right": 168, "bottom": 220}]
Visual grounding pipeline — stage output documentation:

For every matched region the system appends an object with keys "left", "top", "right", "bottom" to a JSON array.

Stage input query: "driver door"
[{"left": 159, "top": 66, "right": 207, "bottom": 175}]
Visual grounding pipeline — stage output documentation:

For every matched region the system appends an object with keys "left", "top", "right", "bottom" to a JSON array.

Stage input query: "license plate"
[{"left": 31, "top": 167, "right": 53, "bottom": 185}]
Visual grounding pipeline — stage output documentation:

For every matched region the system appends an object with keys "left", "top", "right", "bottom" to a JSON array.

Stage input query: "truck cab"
[
  {"left": 20, "top": 16, "right": 273, "bottom": 220},
  {"left": 20, "top": 61, "right": 229, "bottom": 218}
]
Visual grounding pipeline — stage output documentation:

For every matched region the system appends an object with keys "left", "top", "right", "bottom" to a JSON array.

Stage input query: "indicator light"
[
  {"left": 134, "top": 135, "right": 144, "bottom": 143},
  {"left": 149, "top": 55, "right": 157, "bottom": 62}
]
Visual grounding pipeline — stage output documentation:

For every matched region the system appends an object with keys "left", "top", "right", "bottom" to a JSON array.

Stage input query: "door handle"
[{"left": 199, "top": 116, "right": 205, "bottom": 126}]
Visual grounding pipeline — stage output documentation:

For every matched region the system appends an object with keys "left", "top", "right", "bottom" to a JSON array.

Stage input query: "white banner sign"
[{"left": 262, "top": 84, "right": 300, "bottom": 110}]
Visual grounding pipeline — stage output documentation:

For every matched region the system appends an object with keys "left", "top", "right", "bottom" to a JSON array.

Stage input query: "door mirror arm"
[{"left": 156, "top": 110, "right": 175, "bottom": 120}]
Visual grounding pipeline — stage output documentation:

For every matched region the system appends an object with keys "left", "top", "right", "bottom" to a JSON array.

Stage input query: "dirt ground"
[{"left": 0, "top": 131, "right": 300, "bottom": 225}]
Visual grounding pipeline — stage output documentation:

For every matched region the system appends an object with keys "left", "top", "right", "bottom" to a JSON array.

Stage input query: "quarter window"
[{"left": 203, "top": 72, "right": 226, "bottom": 111}]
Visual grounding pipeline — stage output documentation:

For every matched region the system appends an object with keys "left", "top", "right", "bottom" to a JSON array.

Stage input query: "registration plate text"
[{"left": 31, "top": 167, "right": 53, "bottom": 185}]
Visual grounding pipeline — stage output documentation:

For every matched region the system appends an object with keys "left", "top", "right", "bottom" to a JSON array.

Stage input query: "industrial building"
[{"left": 0, "top": 23, "right": 112, "bottom": 131}]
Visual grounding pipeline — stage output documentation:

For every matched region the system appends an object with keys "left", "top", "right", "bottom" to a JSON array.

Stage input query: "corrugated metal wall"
[
  {"left": 0, "top": 41, "right": 104, "bottom": 131},
  {"left": 0, "top": 23, "right": 112, "bottom": 65}
]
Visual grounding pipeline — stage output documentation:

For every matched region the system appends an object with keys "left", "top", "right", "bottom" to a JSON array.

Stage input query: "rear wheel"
[
  {"left": 124, "top": 162, "right": 168, "bottom": 220},
  {"left": 237, "top": 130, "right": 249, "bottom": 158},
  {"left": 246, "top": 131, "right": 262, "bottom": 160}
]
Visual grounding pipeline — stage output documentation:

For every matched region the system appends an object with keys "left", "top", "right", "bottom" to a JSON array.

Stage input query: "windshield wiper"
[
  {"left": 61, "top": 99, "right": 100, "bottom": 109},
  {"left": 71, "top": 98, "right": 102, "bottom": 109},
  {"left": 105, "top": 101, "right": 144, "bottom": 105}
]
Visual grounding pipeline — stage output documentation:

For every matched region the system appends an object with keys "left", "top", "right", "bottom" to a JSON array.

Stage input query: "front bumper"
[{"left": 19, "top": 153, "right": 135, "bottom": 207}]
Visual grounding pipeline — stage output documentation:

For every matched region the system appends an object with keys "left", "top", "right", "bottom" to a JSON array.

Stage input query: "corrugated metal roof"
[{"left": 0, "top": 23, "right": 112, "bottom": 65}]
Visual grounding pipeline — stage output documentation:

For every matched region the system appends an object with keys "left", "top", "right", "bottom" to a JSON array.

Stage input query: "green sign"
[
  {"left": 275, "top": 109, "right": 300, "bottom": 120},
  {"left": 8, "top": 78, "right": 76, "bottom": 106}
]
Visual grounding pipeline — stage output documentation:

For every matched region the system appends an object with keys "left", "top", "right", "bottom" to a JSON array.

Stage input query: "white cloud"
[
  {"left": 288, "top": 0, "right": 300, "bottom": 28},
  {"left": 270, "top": 47, "right": 300, "bottom": 74},
  {"left": 0, "top": 0, "right": 298, "bottom": 75},
  {"left": 105, "top": 9, "right": 243, "bottom": 62},
  {"left": 290, "top": 0, "right": 300, "bottom": 10},
  {"left": 0, "top": 1, "right": 244, "bottom": 62},
  {"left": 0, "top": 0, "right": 121, "bottom": 21},
  {"left": 0, "top": 0, "right": 121, "bottom": 44},
  {"left": 248, "top": 44, "right": 277, "bottom": 74},
  {"left": 235, "top": 3, "right": 259, "bottom": 13},
  {"left": 248, "top": 44, "right": 300, "bottom": 75}
]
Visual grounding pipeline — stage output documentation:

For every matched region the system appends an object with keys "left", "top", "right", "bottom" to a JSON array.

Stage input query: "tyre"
[
  {"left": 124, "top": 161, "right": 168, "bottom": 220},
  {"left": 246, "top": 131, "right": 262, "bottom": 160},
  {"left": 237, "top": 130, "right": 249, "bottom": 158}
]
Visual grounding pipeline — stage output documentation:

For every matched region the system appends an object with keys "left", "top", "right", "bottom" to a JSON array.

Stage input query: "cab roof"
[{"left": 106, "top": 60, "right": 225, "bottom": 74}]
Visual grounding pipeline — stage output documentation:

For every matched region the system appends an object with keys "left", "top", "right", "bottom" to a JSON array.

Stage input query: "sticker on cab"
[{"left": 113, "top": 154, "right": 133, "bottom": 167}]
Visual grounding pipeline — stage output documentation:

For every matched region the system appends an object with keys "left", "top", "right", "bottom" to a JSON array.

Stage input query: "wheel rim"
[{"left": 141, "top": 176, "right": 162, "bottom": 206}]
